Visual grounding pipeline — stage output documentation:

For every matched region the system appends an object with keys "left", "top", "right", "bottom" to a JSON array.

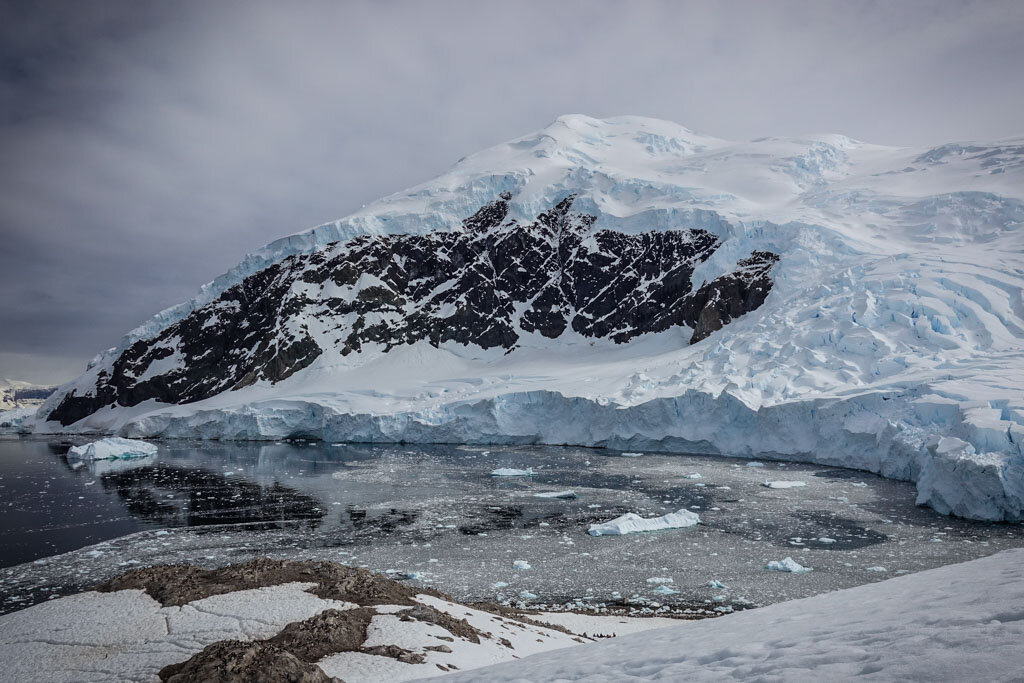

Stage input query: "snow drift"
[{"left": 27, "top": 115, "right": 1024, "bottom": 521}]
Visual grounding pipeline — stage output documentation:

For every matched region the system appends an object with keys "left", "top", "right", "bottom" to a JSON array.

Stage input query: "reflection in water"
[{"left": 98, "top": 464, "right": 325, "bottom": 529}]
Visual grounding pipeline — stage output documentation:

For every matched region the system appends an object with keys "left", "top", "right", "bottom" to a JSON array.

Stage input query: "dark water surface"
[{"left": 2, "top": 435, "right": 1022, "bottom": 615}]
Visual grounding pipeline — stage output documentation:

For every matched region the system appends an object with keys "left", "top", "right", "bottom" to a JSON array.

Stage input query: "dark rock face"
[{"left": 49, "top": 195, "right": 778, "bottom": 425}]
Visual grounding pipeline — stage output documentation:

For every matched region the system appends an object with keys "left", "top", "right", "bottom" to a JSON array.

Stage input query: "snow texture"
[
  {"left": 587, "top": 509, "right": 700, "bottom": 536},
  {"left": 436, "top": 549, "right": 1024, "bottom": 682},
  {"left": 32, "top": 115, "right": 1024, "bottom": 522}
]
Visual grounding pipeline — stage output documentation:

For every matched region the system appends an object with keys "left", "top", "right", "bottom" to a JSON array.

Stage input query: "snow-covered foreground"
[
  {"left": 0, "top": 579, "right": 598, "bottom": 683},
  {"left": 30, "top": 115, "right": 1024, "bottom": 521},
  {"left": 438, "top": 548, "right": 1024, "bottom": 682}
]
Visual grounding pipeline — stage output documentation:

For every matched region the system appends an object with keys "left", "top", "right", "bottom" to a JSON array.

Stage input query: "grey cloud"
[{"left": 1, "top": 0, "right": 1022, "bottom": 383}]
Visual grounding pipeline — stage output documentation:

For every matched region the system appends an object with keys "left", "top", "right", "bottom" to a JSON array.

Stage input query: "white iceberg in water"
[
  {"left": 588, "top": 509, "right": 700, "bottom": 536},
  {"left": 491, "top": 467, "right": 534, "bottom": 477},
  {"left": 652, "top": 585, "right": 679, "bottom": 595},
  {"left": 513, "top": 560, "right": 532, "bottom": 570},
  {"left": 533, "top": 490, "right": 577, "bottom": 499},
  {"left": 766, "top": 557, "right": 813, "bottom": 573},
  {"left": 618, "top": 452, "right": 643, "bottom": 457},
  {"left": 762, "top": 480, "right": 807, "bottom": 489},
  {"left": 68, "top": 437, "right": 157, "bottom": 461}
]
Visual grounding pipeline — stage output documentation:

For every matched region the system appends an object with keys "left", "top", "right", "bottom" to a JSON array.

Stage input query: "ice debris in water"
[
  {"left": 652, "top": 585, "right": 679, "bottom": 596},
  {"left": 519, "top": 590, "right": 538, "bottom": 599},
  {"left": 746, "top": 462, "right": 766, "bottom": 468},
  {"left": 533, "top": 490, "right": 577, "bottom": 499},
  {"left": 491, "top": 467, "right": 534, "bottom": 477},
  {"left": 492, "top": 582, "right": 510, "bottom": 589},
  {"left": 817, "top": 537, "right": 837, "bottom": 544},
  {"left": 588, "top": 509, "right": 700, "bottom": 536},
  {"left": 618, "top": 452, "right": 643, "bottom": 457},
  {"left": 766, "top": 557, "right": 813, "bottom": 573},
  {"left": 513, "top": 560, "right": 532, "bottom": 570},
  {"left": 68, "top": 437, "right": 157, "bottom": 461},
  {"left": 682, "top": 473, "right": 702, "bottom": 480},
  {"left": 706, "top": 580, "right": 726, "bottom": 589},
  {"left": 867, "top": 566, "right": 888, "bottom": 572},
  {"left": 762, "top": 480, "right": 807, "bottom": 489},
  {"left": 646, "top": 577, "right": 674, "bottom": 584}
]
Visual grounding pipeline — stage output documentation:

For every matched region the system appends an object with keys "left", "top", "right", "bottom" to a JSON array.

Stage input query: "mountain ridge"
[{"left": 27, "top": 115, "right": 1024, "bottom": 521}]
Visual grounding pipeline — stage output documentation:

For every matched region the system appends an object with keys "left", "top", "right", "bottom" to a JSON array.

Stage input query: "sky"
[{"left": 1, "top": 0, "right": 1023, "bottom": 385}]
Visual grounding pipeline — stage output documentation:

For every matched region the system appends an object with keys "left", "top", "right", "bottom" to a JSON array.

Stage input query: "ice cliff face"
[{"left": 33, "top": 115, "right": 1024, "bottom": 521}]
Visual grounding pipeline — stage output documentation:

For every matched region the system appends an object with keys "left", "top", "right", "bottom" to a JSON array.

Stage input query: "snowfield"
[
  {"left": 29, "top": 115, "right": 1024, "bottom": 521},
  {"left": 435, "top": 549, "right": 1024, "bottom": 682}
]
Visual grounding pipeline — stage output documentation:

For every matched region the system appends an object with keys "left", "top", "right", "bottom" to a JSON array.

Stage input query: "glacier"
[{"left": 25, "top": 114, "right": 1024, "bottom": 522}]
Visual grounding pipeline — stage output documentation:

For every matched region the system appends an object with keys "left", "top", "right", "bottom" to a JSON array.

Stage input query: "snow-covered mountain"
[
  {"left": 0, "top": 378, "right": 55, "bottom": 411},
  {"left": 33, "top": 115, "right": 1024, "bottom": 521}
]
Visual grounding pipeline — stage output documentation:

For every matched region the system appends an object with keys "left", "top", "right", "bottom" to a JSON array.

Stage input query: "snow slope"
[
  {"left": 0, "top": 582, "right": 588, "bottom": 683},
  {"left": 436, "top": 548, "right": 1024, "bottom": 682},
  {"left": 31, "top": 115, "right": 1024, "bottom": 521}
]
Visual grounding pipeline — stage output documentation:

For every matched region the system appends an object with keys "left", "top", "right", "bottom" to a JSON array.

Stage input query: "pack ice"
[{"left": 28, "top": 115, "right": 1024, "bottom": 521}]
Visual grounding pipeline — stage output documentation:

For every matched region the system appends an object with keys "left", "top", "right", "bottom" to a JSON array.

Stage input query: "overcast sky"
[{"left": 1, "top": 0, "right": 1022, "bottom": 384}]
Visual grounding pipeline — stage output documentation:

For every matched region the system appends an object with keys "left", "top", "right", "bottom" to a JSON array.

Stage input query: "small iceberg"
[
  {"left": 518, "top": 590, "right": 538, "bottom": 599},
  {"left": 618, "top": 452, "right": 643, "bottom": 457},
  {"left": 491, "top": 467, "right": 534, "bottom": 477},
  {"left": 682, "top": 473, "right": 702, "bottom": 480},
  {"left": 766, "top": 557, "right": 813, "bottom": 573},
  {"left": 68, "top": 437, "right": 157, "bottom": 462},
  {"left": 746, "top": 461, "right": 765, "bottom": 468},
  {"left": 646, "top": 577, "right": 674, "bottom": 584},
  {"left": 533, "top": 490, "right": 577, "bottom": 499},
  {"left": 588, "top": 509, "right": 700, "bottom": 536},
  {"left": 762, "top": 480, "right": 806, "bottom": 489},
  {"left": 512, "top": 560, "right": 532, "bottom": 570},
  {"left": 706, "top": 580, "right": 726, "bottom": 589},
  {"left": 651, "top": 585, "right": 679, "bottom": 596}
]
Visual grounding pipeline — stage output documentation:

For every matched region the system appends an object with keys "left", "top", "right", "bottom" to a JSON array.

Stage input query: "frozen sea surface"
[{"left": 1, "top": 436, "right": 1022, "bottom": 615}]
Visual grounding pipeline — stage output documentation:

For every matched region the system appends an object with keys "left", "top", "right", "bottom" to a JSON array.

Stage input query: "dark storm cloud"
[{"left": 1, "top": 0, "right": 1022, "bottom": 384}]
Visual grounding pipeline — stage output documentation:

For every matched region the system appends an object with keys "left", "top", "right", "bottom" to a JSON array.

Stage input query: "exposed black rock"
[{"left": 49, "top": 196, "right": 778, "bottom": 425}]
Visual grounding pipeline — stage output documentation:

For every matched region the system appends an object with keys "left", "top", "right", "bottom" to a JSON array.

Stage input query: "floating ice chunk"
[
  {"left": 533, "top": 490, "right": 577, "bottom": 499},
  {"left": 817, "top": 537, "right": 837, "bottom": 544},
  {"left": 403, "top": 571, "right": 426, "bottom": 580},
  {"left": 706, "top": 580, "right": 726, "bottom": 589},
  {"left": 762, "top": 480, "right": 807, "bottom": 489},
  {"left": 492, "top": 581, "right": 509, "bottom": 589},
  {"left": 646, "top": 577, "right": 674, "bottom": 584},
  {"left": 491, "top": 467, "right": 534, "bottom": 477},
  {"left": 618, "top": 452, "right": 643, "bottom": 457},
  {"left": 588, "top": 509, "right": 700, "bottom": 536},
  {"left": 652, "top": 585, "right": 679, "bottom": 596},
  {"left": 682, "top": 473, "right": 702, "bottom": 480},
  {"left": 850, "top": 482, "right": 868, "bottom": 488},
  {"left": 746, "top": 462, "right": 766, "bottom": 468},
  {"left": 68, "top": 437, "right": 157, "bottom": 461},
  {"left": 867, "top": 566, "right": 887, "bottom": 572},
  {"left": 766, "top": 557, "right": 813, "bottom": 573},
  {"left": 519, "top": 590, "right": 538, "bottom": 599},
  {"left": 513, "top": 560, "right": 532, "bottom": 570}
]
